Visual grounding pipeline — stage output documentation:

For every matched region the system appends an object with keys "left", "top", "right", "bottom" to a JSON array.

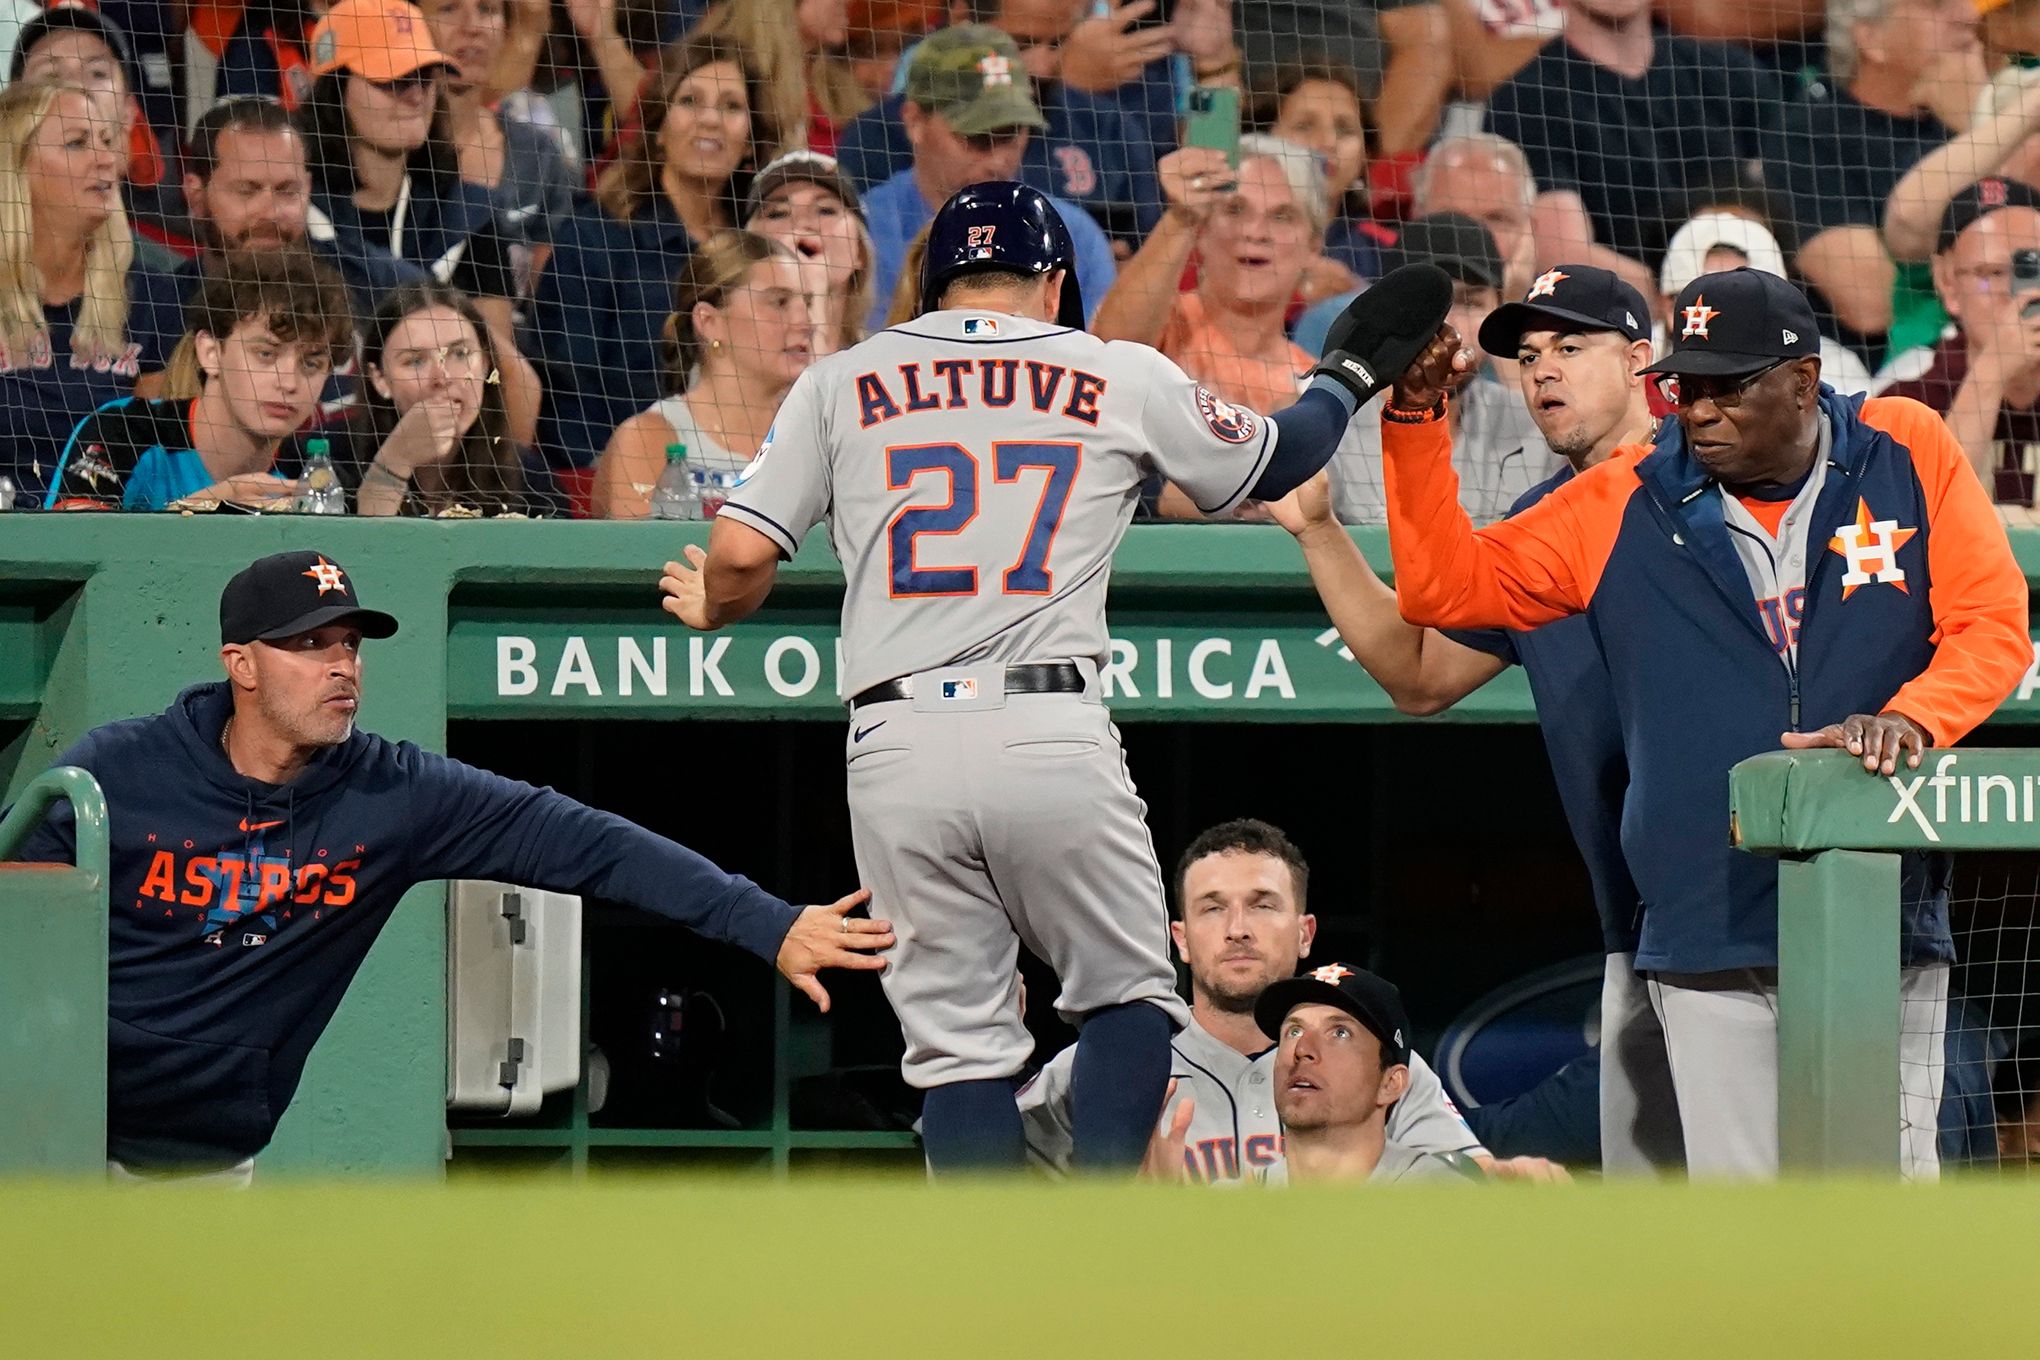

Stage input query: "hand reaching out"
[
  {"left": 1390, "top": 324, "right": 1476, "bottom": 412},
  {"left": 660, "top": 545, "right": 714, "bottom": 630},
  {"left": 775, "top": 888, "right": 895, "bottom": 1013}
]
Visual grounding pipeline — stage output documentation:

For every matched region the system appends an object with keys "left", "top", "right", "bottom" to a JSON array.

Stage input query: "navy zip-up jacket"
[
  {"left": 1385, "top": 389, "right": 2031, "bottom": 974},
  {"left": 1445, "top": 464, "right": 1643, "bottom": 956},
  {"left": 7, "top": 683, "right": 800, "bottom": 1171}
]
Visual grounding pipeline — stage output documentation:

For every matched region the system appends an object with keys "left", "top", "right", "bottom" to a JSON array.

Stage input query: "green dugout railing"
[
  {"left": 0, "top": 767, "right": 108, "bottom": 1173},
  {"left": 1732, "top": 748, "right": 2040, "bottom": 1174},
  {"left": 1, "top": 519, "right": 2037, "bottom": 1175}
]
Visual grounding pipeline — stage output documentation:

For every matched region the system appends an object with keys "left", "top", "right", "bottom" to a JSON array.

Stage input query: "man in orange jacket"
[{"left": 1378, "top": 266, "right": 2031, "bottom": 1178}]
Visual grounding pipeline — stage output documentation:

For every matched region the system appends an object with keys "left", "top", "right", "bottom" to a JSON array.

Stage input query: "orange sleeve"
[
  {"left": 1862, "top": 397, "right": 2033, "bottom": 744},
  {"left": 1380, "top": 405, "right": 1637, "bottom": 631}
]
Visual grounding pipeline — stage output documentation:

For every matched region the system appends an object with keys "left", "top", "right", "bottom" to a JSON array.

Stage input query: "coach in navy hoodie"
[{"left": 6, "top": 550, "right": 892, "bottom": 1175}]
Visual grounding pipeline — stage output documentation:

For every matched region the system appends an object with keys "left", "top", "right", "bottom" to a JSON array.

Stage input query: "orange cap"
[{"left": 309, "top": 0, "right": 451, "bottom": 81}]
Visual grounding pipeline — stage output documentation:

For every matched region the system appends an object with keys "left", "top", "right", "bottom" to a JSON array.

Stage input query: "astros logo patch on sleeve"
[{"left": 1195, "top": 386, "right": 1259, "bottom": 443}]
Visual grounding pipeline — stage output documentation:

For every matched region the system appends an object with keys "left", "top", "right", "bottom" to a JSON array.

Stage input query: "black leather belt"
[{"left": 849, "top": 662, "right": 1084, "bottom": 711}]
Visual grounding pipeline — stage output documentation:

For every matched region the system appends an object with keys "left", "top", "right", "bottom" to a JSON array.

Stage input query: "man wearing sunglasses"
[{"left": 1377, "top": 264, "right": 2031, "bottom": 1181}]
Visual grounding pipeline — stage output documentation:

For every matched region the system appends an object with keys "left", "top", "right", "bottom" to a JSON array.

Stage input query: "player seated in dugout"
[
  {"left": 1256, "top": 964, "right": 1480, "bottom": 1185},
  {"left": 44, "top": 250, "right": 352, "bottom": 512},
  {"left": 1019, "top": 817, "right": 1566, "bottom": 1184}
]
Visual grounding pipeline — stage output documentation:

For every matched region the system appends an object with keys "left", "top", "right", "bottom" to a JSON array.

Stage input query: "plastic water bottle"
[
  {"left": 0, "top": 474, "right": 15, "bottom": 510},
  {"left": 694, "top": 466, "right": 736, "bottom": 518},
  {"left": 295, "top": 438, "right": 348, "bottom": 515},
  {"left": 650, "top": 443, "right": 701, "bottom": 520}
]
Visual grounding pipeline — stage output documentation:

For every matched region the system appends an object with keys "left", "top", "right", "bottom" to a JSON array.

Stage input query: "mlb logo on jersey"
[
  {"left": 940, "top": 678, "right": 979, "bottom": 700},
  {"left": 964, "top": 317, "right": 1000, "bottom": 336}
]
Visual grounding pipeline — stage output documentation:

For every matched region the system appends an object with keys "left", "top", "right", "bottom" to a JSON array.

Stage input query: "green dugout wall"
[{"left": 5, "top": 518, "right": 2039, "bottom": 1174}]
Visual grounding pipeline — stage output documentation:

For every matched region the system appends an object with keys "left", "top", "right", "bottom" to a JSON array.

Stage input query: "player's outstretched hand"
[
  {"left": 659, "top": 545, "right": 714, "bottom": 631},
  {"left": 1267, "top": 470, "right": 1334, "bottom": 537},
  {"left": 1482, "top": 1154, "right": 1572, "bottom": 1184},
  {"left": 1139, "top": 1079, "right": 1195, "bottom": 1182},
  {"left": 776, "top": 888, "right": 895, "bottom": 1013},
  {"left": 1780, "top": 710, "right": 1928, "bottom": 775},
  {"left": 1390, "top": 324, "right": 1475, "bottom": 412}
]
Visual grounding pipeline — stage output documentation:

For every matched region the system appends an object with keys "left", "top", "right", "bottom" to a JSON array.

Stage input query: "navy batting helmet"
[{"left": 919, "top": 180, "right": 1084, "bottom": 329}]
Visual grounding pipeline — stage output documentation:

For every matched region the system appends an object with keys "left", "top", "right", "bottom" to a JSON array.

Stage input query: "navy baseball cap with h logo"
[
  {"left": 1477, "top": 263, "right": 1652, "bottom": 357},
  {"left": 1640, "top": 267, "right": 1819, "bottom": 378},
  {"left": 1254, "top": 962, "right": 1412, "bottom": 1065},
  {"left": 220, "top": 550, "right": 400, "bottom": 645}
]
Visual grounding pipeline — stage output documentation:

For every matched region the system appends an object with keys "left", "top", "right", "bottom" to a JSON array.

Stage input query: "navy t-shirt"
[
  {"left": 1778, "top": 81, "right": 1950, "bottom": 242},
  {"left": 1443, "top": 464, "right": 1642, "bottom": 954},
  {"left": 526, "top": 196, "right": 693, "bottom": 469},
  {"left": 1485, "top": 29, "right": 1788, "bottom": 267},
  {"left": 0, "top": 266, "right": 185, "bottom": 506}
]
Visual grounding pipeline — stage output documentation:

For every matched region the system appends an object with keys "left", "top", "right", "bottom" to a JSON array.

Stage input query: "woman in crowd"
[
  {"left": 1257, "top": 64, "right": 1381, "bottom": 294},
  {"left": 294, "top": 0, "right": 543, "bottom": 442},
  {"left": 695, "top": 0, "right": 869, "bottom": 154},
  {"left": 423, "top": 0, "right": 579, "bottom": 300},
  {"left": 350, "top": 282, "right": 564, "bottom": 516},
  {"left": 531, "top": 31, "right": 779, "bottom": 474},
  {"left": 1092, "top": 133, "right": 1330, "bottom": 520},
  {"left": 742, "top": 149, "right": 871, "bottom": 355},
  {"left": 0, "top": 79, "right": 184, "bottom": 507},
  {"left": 1094, "top": 133, "right": 1325, "bottom": 412},
  {"left": 593, "top": 229, "right": 810, "bottom": 518}
]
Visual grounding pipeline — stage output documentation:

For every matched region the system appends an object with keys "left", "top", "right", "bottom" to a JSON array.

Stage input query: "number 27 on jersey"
[{"left": 887, "top": 441, "right": 1080, "bottom": 598}]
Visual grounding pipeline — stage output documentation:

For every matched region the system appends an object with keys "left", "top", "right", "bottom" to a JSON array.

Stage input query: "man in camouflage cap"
[{"left": 858, "top": 23, "right": 1117, "bottom": 332}]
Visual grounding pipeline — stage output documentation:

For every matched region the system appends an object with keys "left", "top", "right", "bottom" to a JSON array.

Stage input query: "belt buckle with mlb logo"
[{"left": 939, "top": 678, "right": 979, "bottom": 700}]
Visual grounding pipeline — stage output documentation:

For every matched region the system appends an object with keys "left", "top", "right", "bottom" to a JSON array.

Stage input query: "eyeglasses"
[{"left": 1653, "top": 358, "right": 1788, "bottom": 411}]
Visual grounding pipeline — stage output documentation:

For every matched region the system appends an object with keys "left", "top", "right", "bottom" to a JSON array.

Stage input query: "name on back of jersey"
[{"left": 856, "top": 358, "right": 1108, "bottom": 429}]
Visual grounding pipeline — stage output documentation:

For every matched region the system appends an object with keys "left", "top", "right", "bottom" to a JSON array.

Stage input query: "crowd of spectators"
[{"left": 5, "top": 0, "right": 2040, "bottom": 516}]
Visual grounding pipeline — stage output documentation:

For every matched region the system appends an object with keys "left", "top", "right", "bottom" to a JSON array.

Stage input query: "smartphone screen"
[{"left": 1184, "top": 85, "right": 1241, "bottom": 170}]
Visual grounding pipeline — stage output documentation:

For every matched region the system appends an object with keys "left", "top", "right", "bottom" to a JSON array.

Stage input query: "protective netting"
[
  {"left": 0, "top": 0, "right": 2025, "bottom": 519},
  {"left": 1942, "top": 855, "right": 2040, "bottom": 1171}
]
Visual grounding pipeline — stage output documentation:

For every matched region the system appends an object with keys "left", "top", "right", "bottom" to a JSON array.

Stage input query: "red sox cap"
[
  {"left": 220, "top": 550, "right": 400, "bottom": 645},
  {"left": 1254, "top": 962, "right": 1412, "bottom": 1066}
]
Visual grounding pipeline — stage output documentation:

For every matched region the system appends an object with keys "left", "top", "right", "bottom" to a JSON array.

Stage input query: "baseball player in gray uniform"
[
  {"left": 1254, "top": 963, "right": 1476, "bottom": 1185},
  {"left": 658, "top": 182, "right": 1453, "bottom": 1171},
  {"left": 1021, "top": 818, "right": 1569, "bottom": 1181}
]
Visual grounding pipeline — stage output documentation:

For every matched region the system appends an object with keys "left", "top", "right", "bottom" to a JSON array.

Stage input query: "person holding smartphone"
[
  {"left": 1090, "top": 133, "right": 1330, "bottom": 516},
  {"left": 1879, "top": 177, "right": 2040, "bottom": 503}
]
